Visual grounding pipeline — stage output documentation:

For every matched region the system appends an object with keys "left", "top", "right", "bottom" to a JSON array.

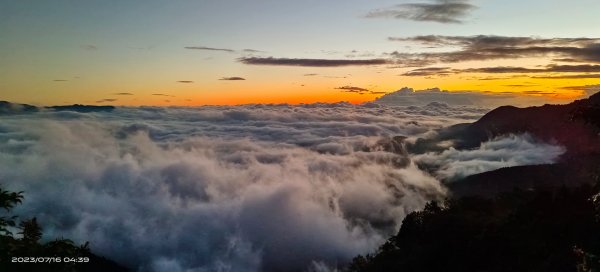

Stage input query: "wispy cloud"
[
  {"left": 531, "top": 74, "right": 600, "bottom": 79},
  {"left": 52, "top": 79, "right": 69, "bottom": 82},
  {"left": 177, "top": 81, "right": 194, "bottom": 83},
  {"left": 503, "top": 84, "right": 539, "bottom": 87},
  {"left": 462, "top": 67, "right": 546, "bottom": 73},
  {"left": 96, "top": 98, "right": 117, "bottom": 103},
  {"left": 239, "top": 57, "right": 389, "bottom": 67},
  {"left": 242, "top": 49, "right": 264, "bottom": 53},
  {"left": 560, "top": 84, "right": 600, "bottom": 96},
  {"left": 390, "top": 35, "right": 600, "bottom": 48},
  {"left": 336, "top": 86, "right": 370, "bottom": 93},
  {"left": 219, "top": 77, "right": 246, "bottom": 81},
  {"left": 366, "top": 0, "right": 476, "bottom": 24},
  {"left": 401, "top": 67, "right": 453, "bottom": 76},
  {"left": 463, "top": 64, "right": 600, "bottom": 74},
  {"left": 113, "top": 92, "right": 134, "bottom": 96},
  {"left": 388, "top": 35, "right": 600, "bottom": 67},
  {"left": 520, "top": 90, "right": 556, "bottom": 95},
  {"left": 81, "top": 44, "right": 98, "bottom": 51},
  {"left": 185, "top": 46, "right": 263, "bottom": 54},
  {"left": 335, "top": 85, "right": 385, "bottom": 95},
  {"left": 184, "top": 46, "right": 235, "bottom": 53},
  {"left": 402, "top": 64, "right": 600, "bottom": 76},
  {"left": 152, "top": 93, "right": 175, "bottom": 97}
]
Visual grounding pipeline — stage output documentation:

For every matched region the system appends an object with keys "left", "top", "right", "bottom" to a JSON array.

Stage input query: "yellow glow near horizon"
[{"left": 2, "top": 53, "right": 599, "bottom": 106}]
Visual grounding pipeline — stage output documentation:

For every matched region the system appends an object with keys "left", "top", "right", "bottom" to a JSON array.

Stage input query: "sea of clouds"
[
  {"left": 0, "top": 102, "right": 564, "bottom": 271},
  {"left": 414, "top": 133, "right": 566, "bottom": 181}
]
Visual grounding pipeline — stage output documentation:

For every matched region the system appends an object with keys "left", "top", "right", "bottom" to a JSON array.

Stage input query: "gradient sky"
[{"left": 2, "top": 0, "right": 600, "bottom": 106}]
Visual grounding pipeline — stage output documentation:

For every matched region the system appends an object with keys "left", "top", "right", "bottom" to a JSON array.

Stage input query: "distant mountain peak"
[
  {"left": 0, "top": 101, "right": 116, "bottom": 114},
  {"left": 0, "top": 101, "right": 39, "bottom": 114},
  {"left": 47, "top": 104, "right": 115, "bottom": 113}
]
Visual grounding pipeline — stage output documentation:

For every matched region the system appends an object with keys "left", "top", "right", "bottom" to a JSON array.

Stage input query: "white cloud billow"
[
  {"left": 0, "top": 103, "right": 560, "bottom": 271},
  {"left": 414, "top": 134, "right": 566, "bottom": 181}
]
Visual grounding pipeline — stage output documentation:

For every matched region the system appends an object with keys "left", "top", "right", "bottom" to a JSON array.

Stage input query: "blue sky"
[{"left": 2, "top": 0, "right": 600, "bottom": 105}]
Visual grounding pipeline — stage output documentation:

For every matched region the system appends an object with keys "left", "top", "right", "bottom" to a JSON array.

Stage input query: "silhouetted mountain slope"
[
  {"left": 349, "top": 184, "right": 600, "bottom": 272},
  {"left": 0, "top": 101, "right": 38, "bottom": 115},
  {"left": 350, "top": 92, "right": 600, "bottom": 270},
  {"left": 408, "top": 92, "right": 600, "bottom": 197},
  {"left": 410, "top": 92, "right": 600, "bottom": 158},
  {"left": 467, "top": 97, "right": 600, "bottom": 158},
  {"left": 448, "top": 159, "right": 600, "bottom": 197},
  {"left": 0, "top": 101, "right": 116, "bottom": 114}
]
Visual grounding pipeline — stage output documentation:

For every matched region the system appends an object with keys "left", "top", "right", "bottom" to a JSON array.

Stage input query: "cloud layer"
[
  {"left": 0, "top": 103, "right": 488, "bottom": 271},
  {"left": 414, "top": 134, "right": 565, "bottom": 181},
  {"left": 0, "top": 102, "right": 564, "bottom": 271}
]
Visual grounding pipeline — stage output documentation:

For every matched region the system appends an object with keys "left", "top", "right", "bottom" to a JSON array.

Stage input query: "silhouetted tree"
[
  {"left": 0, "top": 185, "right": 130, "bottom": 272},
  {"left": 0, "top": 187, "right": 22, "bottom": 236},
  {"left": 19, "top": 217, "right": 43, "bottom": 243}
]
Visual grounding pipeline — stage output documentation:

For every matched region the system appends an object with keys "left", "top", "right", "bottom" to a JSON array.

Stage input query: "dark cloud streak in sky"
[
  {"left": 402, "top": 64, "right": 600, "bottom": 76},
  {"left": 80, "top": 44, "right": 98, "bottom": 51},
  {"left": 388, "top": 35, "right": 600, "bottom": 67},
  {"left": 532, "top": 74, "right": 600, "bottom": 79},
  {"left": 401, "top": 67, "right": 452, "bottom": 76},
  {"left": 463, "top": 64, "right": 600, "bottom": 74},
  {"left": 366, "top": 0, "right": 476, "bottom": 24},
  {"left": 96, "top": 98, "right": 117, "bottom": 103},
  {"left": 335, "top": 86, "right": 390, "bottom": 95},
  {"left": 239, "top": 57, "right": 389, "bottom": 67},
  {"left": 335, "top": 86, "right": 370, "bottom": 94},
  {"left": 391, "top": 35, "right": 600, "bottom": 48},
  {"left": 184, "top": 46, "right": 235, "bottom": 53},
  {"left": 242, "top": 49, "right": 264, "bottom": 53},
  {"left": 185, "top": 47, "right": 263, "bottom": 54}
]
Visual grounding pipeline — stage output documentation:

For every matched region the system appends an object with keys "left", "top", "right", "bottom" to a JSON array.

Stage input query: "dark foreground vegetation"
[
  {"left": 349, "top": 183, "right": 600, "bottom": 272},
  {"left": 348, "top": 89, "right": 600, "bottom": 271},
  {"left": 0, "top": 187, "right": 128, "bottom": 272}
]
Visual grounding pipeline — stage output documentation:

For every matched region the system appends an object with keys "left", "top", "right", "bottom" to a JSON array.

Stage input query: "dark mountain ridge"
[
  {"left": 411, "top": 92, "right": 600, "bottom": 158},
  {"left": 47, "top": 104, "right": 115, "bottom": 112},
  {"left": 348, "top": 92, "right": 600, "bottom": 272},
  {"left": 409, "top": 92, "right": 600, "bottom": 197},
  {"left": 0, "top": 101, "right": 115, "bottom": 114},
  {"left": 0, "top": 101, "right": 39, "bottom": 114}
]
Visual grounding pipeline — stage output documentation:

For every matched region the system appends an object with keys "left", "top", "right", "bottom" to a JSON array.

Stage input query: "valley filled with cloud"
[{"left": 0, "top": 101, "right": 565, "bottom": 271}]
